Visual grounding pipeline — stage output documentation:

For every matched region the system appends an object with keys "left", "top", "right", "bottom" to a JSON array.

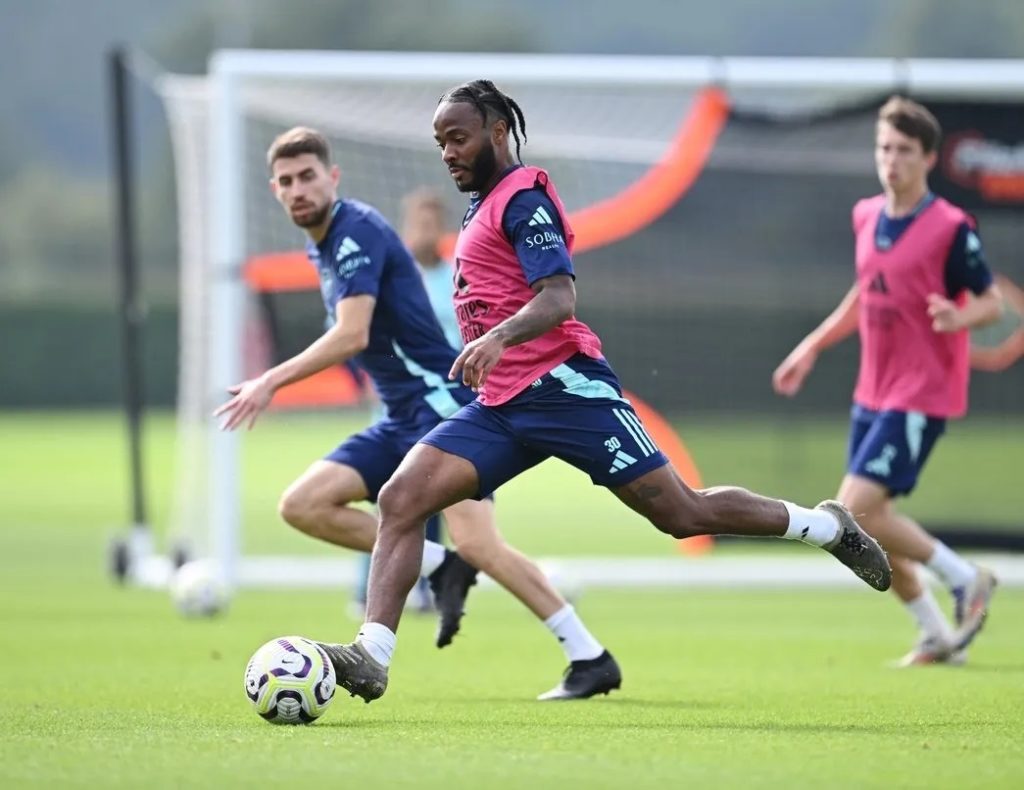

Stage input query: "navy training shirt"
[{"left": 306, "top": 199, "right": 471, "bottom": 420}]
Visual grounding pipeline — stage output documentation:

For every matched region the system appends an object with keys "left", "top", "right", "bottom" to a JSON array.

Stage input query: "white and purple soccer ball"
[{"left": 244, "top": 636, "right": 336, "bottom": 724}]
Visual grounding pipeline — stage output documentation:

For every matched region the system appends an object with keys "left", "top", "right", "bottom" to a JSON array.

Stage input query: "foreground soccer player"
[
  {"left": 773, "top": 97, "right": 1001, "bottom": 666},
  {"left": 217, "top": 127, "right": 616, "bottom": 699},
  {"left": 319, "top": 80, "right": 891, "bottom": 704}
]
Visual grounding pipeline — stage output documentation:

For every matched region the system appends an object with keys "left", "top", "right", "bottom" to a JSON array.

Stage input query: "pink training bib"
[
  {"left": 453, "top": 167, "right": 603, "bottom": 405},
  {"left": 852, "top": 194, "right": 972, "bottom": 418}
]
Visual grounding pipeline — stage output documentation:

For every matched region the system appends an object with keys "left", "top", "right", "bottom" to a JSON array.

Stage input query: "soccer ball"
[
  {"left": 169, "top": 560, "right": 228, "bottom": 617},
  {"left": 244, "top": 636, "right": 337, "bottom": 724}
]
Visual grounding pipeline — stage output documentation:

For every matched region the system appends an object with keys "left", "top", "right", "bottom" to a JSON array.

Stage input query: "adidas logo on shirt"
[
  {"left": 527, "top": 205, "right": 554, "bottom": 226},
  {"left": 335, "top": 236, "right": 371, "bottom": 279},
  {"left": 336, "top": 236, "right": 362, "bottom": 260},
  {"left": 868, "top": 272, "right": 889, "bottom": 294},
  {"left": 524, "top": 205, "right": 566, "bottom": 250}
]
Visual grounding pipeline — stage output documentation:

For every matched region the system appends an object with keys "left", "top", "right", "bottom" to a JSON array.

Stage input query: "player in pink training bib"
[
  {"left": 773, "top": 96, "right": 1004, "bottom": 667},
  {"left": 317, "top": 79, "right": 892, "bottom": 705}
]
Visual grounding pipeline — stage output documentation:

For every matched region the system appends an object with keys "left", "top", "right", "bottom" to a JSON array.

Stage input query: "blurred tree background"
[{"left": 0, "top": 0, "right": 1022, "bottom": 403}]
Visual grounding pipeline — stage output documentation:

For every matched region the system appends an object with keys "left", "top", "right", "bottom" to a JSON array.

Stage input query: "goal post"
[{"left": 154, "top": 51, "right": 1024, "bottom": 591}]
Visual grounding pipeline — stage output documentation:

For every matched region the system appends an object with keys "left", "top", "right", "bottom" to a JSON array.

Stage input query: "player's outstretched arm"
[
  {"left": 214, "top": 295, "right": 374, "bottom": 431},
  {"left": 449, "top": 275, "right": 575, "bottom": 391},
  {"left": 772, "top": 284, "right": 860, "bottom": 397}
]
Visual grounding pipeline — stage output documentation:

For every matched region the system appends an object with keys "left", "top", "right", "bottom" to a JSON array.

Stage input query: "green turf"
[
  {"left": 1, "top": 410, "right": 1020, "bottom": 562},
  {"left": 2, "top": 583, "right": 1022, "bottom": 789},
  {"left": 1, "top": 409, "right": 1023, "bottom": 787}
]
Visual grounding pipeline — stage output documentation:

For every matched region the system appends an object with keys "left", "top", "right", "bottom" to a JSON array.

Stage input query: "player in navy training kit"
[
  {"left": 316, "top": 81, "right": 893, "bottom": 705},
  {"left": 216, "top": 127, "right": 615, "bottom": 699}
]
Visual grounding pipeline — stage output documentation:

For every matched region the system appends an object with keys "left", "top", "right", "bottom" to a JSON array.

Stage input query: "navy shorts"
[
  {"left": 419, "top": 355, "right": 669, "bottom": 498},
  {"left": 325, "top": 413, "right": 439, "bottom": 501},
  {"left": 847, "top": 404, "right": 946, "bottom": 496}
]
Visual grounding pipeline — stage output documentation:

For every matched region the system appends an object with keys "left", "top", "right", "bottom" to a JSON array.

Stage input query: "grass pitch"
[
  {"left": 3, "top": 585, "right": 1022, "bottom": 788},
  {"left": 1, "top": 410, "right": 1022, "bottom": 788}
]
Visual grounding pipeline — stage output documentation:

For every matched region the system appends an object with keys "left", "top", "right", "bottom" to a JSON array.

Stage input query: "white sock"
[
  {"left": 356, "top": 622, "right": 396, "bottom": 667},
  {"left": 905, "top": 590, "right": 953, "bottom": 639},
  {"left": 544, "top": 604, "right": 604, "bottom": 662},
  {"left": 419, "top": 540, "right": 446, "bottom": 577},
  {"left": 781, "top": 501, "right": 840, "bottom": 547},
  {"left": 926, "top": 542, "right": 977, "bottom": 590}
]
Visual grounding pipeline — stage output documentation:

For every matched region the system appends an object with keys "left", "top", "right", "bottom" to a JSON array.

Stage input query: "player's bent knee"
[
  {"left": 450, "top": 531, "right": 503, "bottom": 571},
  {"left": 277, "top": 488, "right": 319, "bottom": 535},
  {"left": 377, "top": 477, "right": 433, "bottom": 530}
]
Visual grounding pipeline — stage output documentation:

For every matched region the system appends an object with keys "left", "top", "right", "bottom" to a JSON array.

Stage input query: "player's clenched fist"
[
  {"left": 926, "top": 292, "right": 963, "bottom": 333},
  {"left": 772, "top": 345, "right": 818, "bottom": 397}
]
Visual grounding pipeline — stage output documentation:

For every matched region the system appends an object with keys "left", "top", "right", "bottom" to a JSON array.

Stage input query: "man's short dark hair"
[
  {"left": 878, "top": 96, "right": 942, "bottom": 154},
  {"left": 267, "top": 126, "right": 331, "bottom": 170}
]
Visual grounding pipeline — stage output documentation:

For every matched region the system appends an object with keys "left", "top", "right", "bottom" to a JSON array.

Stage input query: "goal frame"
[{"left": 203, "top": 51, "right": 1024, "bottom": 590}]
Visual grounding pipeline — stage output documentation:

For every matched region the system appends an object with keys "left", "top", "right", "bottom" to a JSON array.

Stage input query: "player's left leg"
[
  {"left": 842, "top": 409, "right": 997, "bottom": 652},
  {"left": 511, "top": 360, "right": 890, "bottom": 589},
  {"left": 607, "top": 466, "right": 889, "bottom": 589},
  {"left": 442, "top": 497, "right": 621, "bottom": 699},
  {"left": 839, "top": 477, "right": 954, "bottom": 658},
  {"left": 889, "top": 553, "right": 967, "bottom": 667}
]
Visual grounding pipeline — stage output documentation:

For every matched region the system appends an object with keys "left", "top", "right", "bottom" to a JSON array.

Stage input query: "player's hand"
[
  {"left": 213, "top": 374, "right": 275, "bottom": 431},
  {"left": 772, "top": 345, "right": 817, "bottom": 397},
  {"left": 449, "top": 332, "right": 505, "bottom": 392},
  {"left": 926, "top": 293, "right": 963, "bottom": 333}
]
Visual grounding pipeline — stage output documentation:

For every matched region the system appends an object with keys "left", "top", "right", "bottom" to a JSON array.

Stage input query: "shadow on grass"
[
  {"left": 315, "top": 706, "right": 977, "bottom": 737},
  {"left": 956, "top": 663, "right": 1024, "bottom": 673}
]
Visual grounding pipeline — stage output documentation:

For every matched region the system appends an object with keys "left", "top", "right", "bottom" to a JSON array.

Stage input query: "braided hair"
[{"left": 439, "top": 79, "right": 528, "bottom": 163}]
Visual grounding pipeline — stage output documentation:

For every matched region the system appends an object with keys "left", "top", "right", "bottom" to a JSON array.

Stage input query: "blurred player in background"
[
  {"left": 351, "top": 188, "right": 456, "bottom": 615},
  {"left": 402, "top": 187, "right": 463, "bottom": 349},
  {"left": 773, "top": 97, "right": 1003, "bottom": 666},
  {"left": 318, "top": 79, "right": 892, "bottom": 705},
  {"left": 216, "top": 127, "right": 616, "bottom": 699}
]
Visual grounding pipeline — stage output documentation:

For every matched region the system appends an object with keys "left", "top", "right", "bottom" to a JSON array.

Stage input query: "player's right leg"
[
  {"left": 285, "top": 427, "right": 472, "bottom": 638},
  {"left": 442, "top": 497, "right": 621, "bottom": 699},
  {"left": 278, "top": 460, "right": 376, "bottom": 550},
  {"left": 321, "top": 444, "right": 482, "bottom": 703},
  {"left": 321, "top": 400, "right": 551, "bottom": 703},
  {"left": 279, "top": 440, "right": 453, "bottom": 579}
]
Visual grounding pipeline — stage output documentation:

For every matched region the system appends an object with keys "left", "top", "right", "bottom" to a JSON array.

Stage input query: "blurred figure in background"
[
  {"left": 774, "top": 96, "right": 1003, "bottom": 667},
  {"left": 218, "top": 128, "right": 616, "bottom": 697},
  {"left": 402, "top": 187, "right": 463, "bottom": 349},
  {"left": 352, "top": 188, "right": 458, "bottom": 615}
]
